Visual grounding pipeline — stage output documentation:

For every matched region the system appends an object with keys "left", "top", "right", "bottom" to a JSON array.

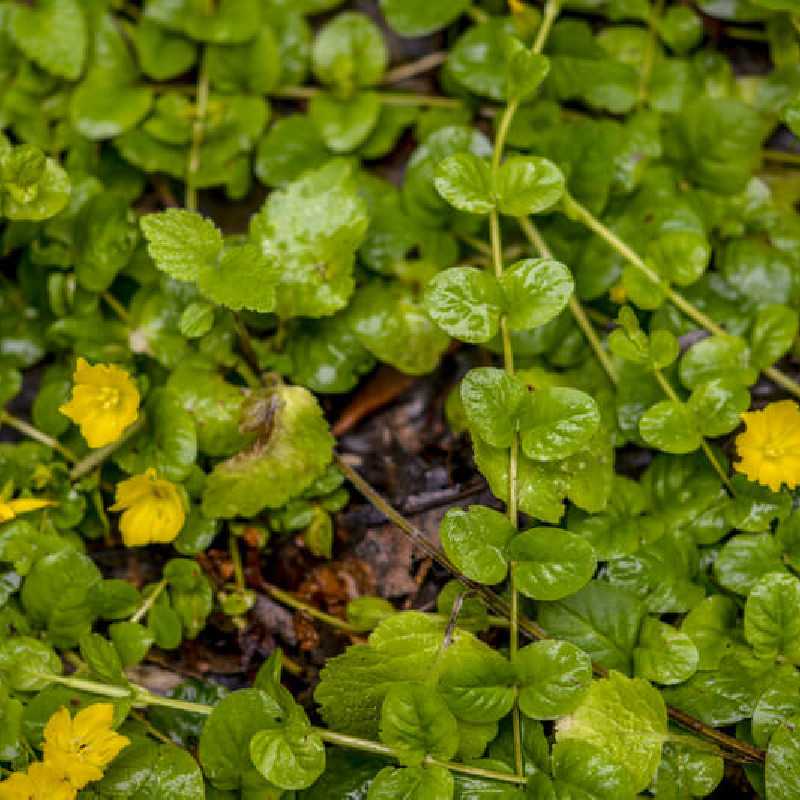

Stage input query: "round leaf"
[
  {"left": 508, "top": 529, "right": 597, "bottom": 601},
  {"left": 499, "top": 258, "right": 574, "bottom": 331},
  {"left": 744, "top": 572, "right": 800, "bottom": 665},
  {"left": 433, "top": 153, "right": 494, "bottom": 215},
  {"left": 440, "top": 505, "right": 515, "bottom": 585},
  {"left": 494, "top": 156, "right": 565, "bottom": 216},
  {"left": 424, "top": 267, "right": 503, "bottom": 343},
  {"left": 519, "top": 387, "right": 600, "bottom": 461},
  {"left": 515, "top": 640, "right": 592, "bottom": 720},
  {"left": 250, "top": 726, "right": 326, "bottom": 790},
  {"left": 639, "top": 400, "right": 702, "bottom": 455},
  {"left": 461, "top": 367, "right": 527, "bottom": 448}
]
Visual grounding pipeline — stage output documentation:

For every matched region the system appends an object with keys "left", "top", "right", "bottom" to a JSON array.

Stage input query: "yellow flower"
[
  {"left": 110, "top": 468, "right": 185, "bottom": 547},
  {"left": 59, "top": 358, "right": 140, "bottom": 448},
  {"left": 735, "top": 400, "right": 800, "bottom": 492},
  {"left": 42, "top": 704, "right": 129, "bottom": 790},
  {"left": 0, "top": 761, "right": 75, "bottom": 800},
  {"left": 0, "top": 497, "right": 54, "bottom": 524}
]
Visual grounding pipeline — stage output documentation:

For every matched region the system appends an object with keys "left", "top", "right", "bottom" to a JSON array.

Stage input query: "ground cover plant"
[{"left": 1, "top": 0, "right": 800, "bottom": 797}]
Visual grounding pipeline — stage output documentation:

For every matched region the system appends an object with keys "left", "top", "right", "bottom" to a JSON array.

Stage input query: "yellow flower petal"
[
  {"left": 735, "top": 400, "right": 800, "bottom": 491},
  {"left": 111, "top": 470, "right": 185, "bottom": 547},
  {"left": 42, "top": 704, "right": 129, "bottom": 791},
  {"left": 0, "top": 762, "right": 75, "bottom": 800},
  {"left": 59, "top": 358, "right": 140, "bottom": 449}
]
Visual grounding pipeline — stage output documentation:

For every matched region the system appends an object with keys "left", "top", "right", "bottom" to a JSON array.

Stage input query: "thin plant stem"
[
  {"left": 261, "top": 580, "right": 360, "bottom": 634},
  {"left": 532, "top": 0, "right": 561, "bottom": 54},
  {"left": 517, "top": 216, "right": 619, "bottom": 384},
  {"left": 186, "top": 53, "right": 210, "bottom": 212},
  {"left": 763, "top": 149, "right": 800, "bottom": 166},
  {"left": 382, "top": 52, "right": 447, "bottom": 84},
  {"left": 0, "top": 412, "right": 77, "bottom": 463},
  {"left": 130, "top": 579, "right": 167, "bottom": 624},
  {"left": 562, "top": 194, "right": 800, "bottom": 400},
  {"left": 69, "top": 415, "right": 146, "bottom": 482},
  {"left": 131, "top": 710, "right": 174, "bottom": 745},
  {"left": 335, "top": 455, "right": 767, "bottom": 765},
  {"left": 652, "top": 369, "right": 734, "bottom": 493},
  {"left": 102, "top": 291, "right": 131, "bottom": 323},
  {"left": 36, "top": 672, "right": 528, "bottom": 785},
  {"left": 724, "top": 25, "right": 769, "bottom": 42},
  {"left": 229, "top": 530, "right": 246, "bottom": 593}
]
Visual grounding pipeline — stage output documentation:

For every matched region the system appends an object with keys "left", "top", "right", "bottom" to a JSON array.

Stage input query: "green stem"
[
  {"left": 316, "top": 729, "right": 527, "bottom": 786},
  {"left": 0, "top": 412, "right": 77, "bottom": 463},
  {"left": 261, "top": 581, "right": 359, "bottom": 634},
  {"left": 186, "top": 52, "right": 210, "bottom": 212},
  {"left": 69, "top": 415, "right": 146, "bottom": 482},
  {"left": 102, "top": 291, "right": 131, "bottom": 323},
  {"left": 652, "top": 369, "right": 734, "bottom": 493},
  {"left": 229, "top": 530, "right": 246, "bottom": 594},
  {"left": 762, "top": 149, "right": 800, "bottom": 166},
  {"left": 532, "top": 0, "right": 561, "bottom": 54},
  {"left": 517, "top": 216, "right": 618, "bottom": 384},
  {"left": 724, "top": 25, "right": 769, "bottom": 42},
  {"left": 36, "top": 672, "right": 527, "bottom": 785},
  {"left": 130, "top": 579, "right": 167, "bottom": 625},
  {"left": 562, "top": 194, "right": 800, "bottom": 400}
]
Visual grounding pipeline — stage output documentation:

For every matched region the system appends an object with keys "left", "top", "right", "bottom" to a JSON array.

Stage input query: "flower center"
[{"left": 97, "top": 386, "right": 120, "bottom": 410}]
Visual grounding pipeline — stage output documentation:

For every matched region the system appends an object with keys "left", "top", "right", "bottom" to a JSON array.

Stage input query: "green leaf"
[
  {"left": 434, "top": 153, "right": 494, "bottom": 215},
  {"left": 515, "top": 640, "right": 592, "bottom": 720},
  {"left": 424, "top": 268, "right": 504, "bottom": 344},
  {"left": 93, "top": 737, "right": 204, "bottom": 799},
  {"left": 144, "top": 0, "right": 261, "bottom": 44},
  {"left": 744, "top": 572, "right": 800, "bottom": 665},
  {"left": 250, "top": 160, "right": 368, "bottom": 318},
  {"left": 750, "top": 304, "right": 800, "bottom": 371},
  {"left": 678, "top": 335, "right": 756, "bottom": 390},
  {"left": 167, "top": 358, "right": 251, "bottom": 458},
  {"left": 725, "top": 476, "right": 792, "bottom": 533},
  {"left": 461, "top": 367, "right": 527, "bottom": 448},
  {"left": 681, "top": 595, "right": 738, "bottom": 671},
  {"left": 437, "top": 647, "right": 516, "bottom": 724},
  {"left": 202, "top": 384, "right": 333, "bottom": 518},
  {"left": 312, "top": 12, "right": 387, "bottom": 90},
  {"left": 519, "top": 387, "right": 601, "bottom": 461},
  {"left": 133, "top": 19, "right": 196, "bottom": 81},
  {"left": 508, "top": 529, "right": 597, "bottom": 601},
  {"left": 439, "top": 505, "right": 515, "bottom": 585},
  {"left": 0, "top": 636, "right": 61, "bottom": 691},
  {"left": 653, "top": 739, "right": 724, "bottom": 800},
  {"left": 199, "top": 688, "right": 283, "bottom": 791},
  {"left": 447, "top": 18, "right": 515, "bottom": 102},
  {"left": 714, "top": 533, "right": 787, "bottom": 596},
  {"left": 114, "top": 388, "right": 197, "bottom": 481},
  {"left": 380, "top": 683, "right": 459, "bottom": 765},
  {"left": 368, "top": 765, "right": 453, "bottom": 800},
  {"left": 351, "top": 280, "right": 450, "bottom": 375},
  {"left": 506, "top": 43, "right": 550, "bottom": 104},
  {"left": 315, "top": 612, "right": 488, "bottom": 738},
  {"left": 639, "top": 400, "right": 702, "bottom": 455},
  {"left": 687, "top": 378, "right": 751, "bottom": 437},
  {"left": 207, "top": 28, "right": 280, "bottom": 94},
  {"left": 286, "top": 309, "right": 375, "bottom": 395},
  {"left": 556, "top": 670, "right": 668, "bottom": 793},
  {"left": 10, "top": 0, "right": 87, "bottom": 80},
  {"left": 255, "top": 115, "right": 329, "bottom": 188},
  {"left": 1, "top": 145, "right": 71, "bottom": 221},
  {"left": 494, "top": 156, "right": 566, "bottom": 216},
  {"left": 250, "top": 724, "right": 326, "bottom": 791},
  {"left": 165, "top": 558, "right": 213, "bottom": 639},
  {"left": 141, "top": 208, "right": 223, "bottom": 282},
  {"left": 379, "top": 0, "right": 470, "bottom": 36},
  {"left": 766, "top": 715, "right": 800, "bottom": 800},
  {"left": 633, "top": 618, "right": 699, "bottom": 686},
  {"left": 109, "top": 621, "right": 155, "bottom": 668},
  {"left": 309, "top": 91, "right": 381, "bottom": 154},
  {"left": 538, "top": 581, "right": 646, "bottom": 673},
  {"left": 500, "top": 258, "right": 574, "bottom": 332},
  {"left": 753, "top": 671, "right": 800, "bottom": 749}
]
